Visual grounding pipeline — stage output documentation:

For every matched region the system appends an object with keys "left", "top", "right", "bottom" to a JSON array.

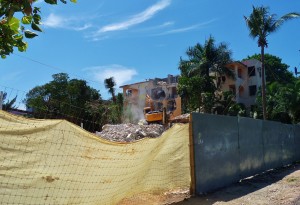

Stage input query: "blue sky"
[{"left": 1, "top": 0, "right": 300, "bottom": 104}]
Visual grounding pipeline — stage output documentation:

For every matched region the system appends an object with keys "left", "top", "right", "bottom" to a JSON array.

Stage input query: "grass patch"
[{"left": 286, "top": 177, "right": 299, "bottom": 183}]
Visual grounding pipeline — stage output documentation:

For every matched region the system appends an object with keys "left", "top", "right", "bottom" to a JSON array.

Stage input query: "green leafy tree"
[
  {"left": 104, "top": 93, "right": 124, "bottom": 124},
  {"left": 255, "top": 80, "right": 300, "bottom": 124},
  {"left": 213, "top": 91, "right": 246, "bottom": 116},
  {"left": 288, "top": 80, "right": 300, "bottom": 123},
  {"left": 178, "top": 76, "right": 215, "bottom": 113},
  {"left": 0, "top": 0, "right": 76, "bottom": 59},
  {"left": 24, "top": 73, "right": 101, "bottom": 131},
  {"left": 104, "top": 77, "right": 116, "bottom": 103},
  {"left": 244, "top": 6, "right": 300, "bottom": 120},
  {"left": 179, "top": 36, "right": 233, "bottom": 81},
  {"left": 91, "top": 93, "right": 123, "bottom": 126},
  {"left": 243, "top": 54, "right": 295, "bottom": 84},
  {"left": 1, "top": 92, "right": 17, "bottom": 111},
  {"left": 84, "top": 100, "right": 107, "bottom": 130},
  {"left": 116, "top": 93, "right": 124, "bottom": 121},
  {"left": 178, "top": 36, "right": 233, "bottom": 113},
  {"left": 102, "top": 76, "right": 123, "bottom": 124}
]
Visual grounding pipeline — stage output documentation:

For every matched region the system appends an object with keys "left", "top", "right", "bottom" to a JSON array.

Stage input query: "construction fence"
[
  {"left": 191, "top": 113, "right": 300, "bottom": 194},
  {"left": 1, "top": 109, "right": 300, "bottom": 204},
  {"left": 0, "top": 110, "right": 190, "bottom": 205}
]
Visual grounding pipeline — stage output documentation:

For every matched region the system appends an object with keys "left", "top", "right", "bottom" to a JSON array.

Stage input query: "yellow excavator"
[{"left": 143, "top": 96, "right": 181, "bottom": 124}]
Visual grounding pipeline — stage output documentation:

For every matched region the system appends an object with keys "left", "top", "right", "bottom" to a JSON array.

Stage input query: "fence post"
[
  {"left": 0, "top": 91, "right": 3, "bottom": 110},
  {"left": 189, "top": 113, "right": 196, "bottom": 195}
]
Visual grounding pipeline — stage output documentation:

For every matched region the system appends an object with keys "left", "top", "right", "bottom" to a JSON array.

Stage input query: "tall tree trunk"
[
  {"left": 112, "top": 91, "right": 116, "bottom": 103},
  {"left": 261, "top": 46, "right": 267, "bottom": 120}
]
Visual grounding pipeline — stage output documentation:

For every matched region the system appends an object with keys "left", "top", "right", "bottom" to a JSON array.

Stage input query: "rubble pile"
[
  {"left": 96, "top": 123, "right": 165, "bottom": 142},
  {"left": 171, "top": 113, "right": 190, "bottom": 123}
]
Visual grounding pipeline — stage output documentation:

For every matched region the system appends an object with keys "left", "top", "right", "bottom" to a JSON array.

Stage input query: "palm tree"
[
  {"left": 244, "top": 6, "right": 300, "bottom": 120},
  {"left": 179, "top": 35, "right": 233, "bottom": 80},
  {"left": 104, "top": 77, "right": 116, "bottom": 103},
  {"left": 178, "top": 36, "right": 234, "bottom": 112}
]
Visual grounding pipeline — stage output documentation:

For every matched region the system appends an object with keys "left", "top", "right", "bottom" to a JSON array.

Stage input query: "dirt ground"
[
  {"left": 174, "top": 162, "right": 300, "bottom": 205},
  {"left": 119, "top": 163, "right": 300, "bottom": 205}
]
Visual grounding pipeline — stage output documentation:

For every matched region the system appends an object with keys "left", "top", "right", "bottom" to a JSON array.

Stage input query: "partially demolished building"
[{"left": 120, "top": 75, "right": 181, "bottom": 122}]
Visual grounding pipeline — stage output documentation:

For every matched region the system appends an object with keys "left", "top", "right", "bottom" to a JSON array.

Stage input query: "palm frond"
[{"left": 274, "top": 12, "right": 300, "bottom": 29}]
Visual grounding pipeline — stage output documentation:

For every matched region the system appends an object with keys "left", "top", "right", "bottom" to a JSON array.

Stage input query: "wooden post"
[{"left": 189, "top": 113, "right": 196, "bottom": 195}]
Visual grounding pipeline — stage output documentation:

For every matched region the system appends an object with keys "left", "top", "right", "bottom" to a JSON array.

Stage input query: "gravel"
[{"left": 96, "top": 123, "right": 165, "bottom": 142}]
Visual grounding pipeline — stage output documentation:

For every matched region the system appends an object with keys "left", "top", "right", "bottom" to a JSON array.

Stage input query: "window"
[
  {"left": 217, "top": 77, "right": 221, "bottom": 87},
  {"left": 229, "top": 85, "right": 236, "bottom": 94},
  {"left": 258, "top": 67, "right": 262, "bottom": 77},
  {"left": 249, "top": 85, "right": 257, "bottom": 96},
  {"left": 217, "top": 76, "right": 226, "bottom": 87},
  {"left": 126, "top": 89, "right": 132, "bottom": 96},
  {"left": 239, "top": 86, "right": 244, "bottom": 94},
  {"left": 238, "top": 69, "right": 242, "bottom": 78},
  {"left": 221, "top": 76, "right": 226, "bottom": 82},
  {"left": 248, "top": 66, "right": 256, "bottom": 77}
]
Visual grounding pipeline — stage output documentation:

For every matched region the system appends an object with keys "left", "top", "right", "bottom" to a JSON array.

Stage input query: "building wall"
[
  {"left": 216, "top": 59, "right": 263, "bottom": 108},
  {"left": 121, "top": 75, "right": 180, "bottom": 122},
  {"left": 241, "top": 59, "right": 262, "bottom": 107},
  {"left": 122, "top": 81, "right": 149, "bottom": 122}
]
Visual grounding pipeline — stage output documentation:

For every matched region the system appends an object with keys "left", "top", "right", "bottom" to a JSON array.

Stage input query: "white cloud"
[
  {"left": 73, "top": 23, "right": 92, "bottom": 31},
  {"left": 43, "top": 13, "right": 92, "bottom": 31},
  {"left": 153, "top": 19, "right": 217, "bottom": 36},
  {"left": 138, "top": 21, "right": 174, "bottom": 32},
  {"left": 159, "top": 21, "right": 174, "bottom": 27},
  {"left": 154, "top": 24, "right": 200, "bottom": 36},
  {"left": 43, "top": 13, "right": 64, "bottom": 28},
  {"left": 84, "top": 65, "right": 138, "bottom": 87},
  {"left": 95, "top": 0, "right": 171, "bottom": 34}
]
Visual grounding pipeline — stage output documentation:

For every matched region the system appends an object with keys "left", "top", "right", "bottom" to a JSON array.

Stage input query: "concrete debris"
[
  {"left": 96, "top": 123, "right": 165, "bottom": 142},
  {"left": 157, "top": 81, "right": 168, "bottom": 86},
  {"left": 171, "top": 113, "right": 190, "bottom": 123}
]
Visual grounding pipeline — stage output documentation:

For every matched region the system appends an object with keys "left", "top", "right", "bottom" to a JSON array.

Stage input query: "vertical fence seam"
[
  {"left": 261, "top": 120, "right": 266, "bottom": 171},
  {"left": 237, "top": 116, "right": 241, "bottom": 179},
  {"left": 189, "top": 113, "right": 196, "bottom": 196}
]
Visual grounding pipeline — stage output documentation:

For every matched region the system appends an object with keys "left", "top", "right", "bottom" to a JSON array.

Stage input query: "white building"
[
  {"left": 217, "top": 59, "right": 263, "bottom": 108},
  {"left": 120, "top": 75, "right": 180, "bottom": 122}
]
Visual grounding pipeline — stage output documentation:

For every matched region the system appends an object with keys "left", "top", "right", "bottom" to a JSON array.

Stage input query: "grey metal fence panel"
[
  {"left": 192, "top": 113, "right": 240, "bottom": 194},
  {"left": 238, "top": 117, "right": 264, "bottom": 178},
  {"left": 294, "top": 125, "right": 300, "bottom": 161},
  {"left": 281, "top": 124, "right": 296, "bottom": 164},
  {"left": 262, "top": 120, "right": 283, "bottom": 170}
]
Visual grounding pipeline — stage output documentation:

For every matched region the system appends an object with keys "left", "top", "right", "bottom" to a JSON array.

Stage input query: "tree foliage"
[
  {"left": 103, "top": 77, "right": 123, "bottom": 123},
  {"left": 179, "top": 36, "right": 233, "bottom": 79},
  {"left": 23, "top": 73, "right": 125, "bottom": 131},
  {"left": 213, "top": 91, "right": 246, "bottom": 117},
  {"left": 104, "top": 77, "right": 116, "bottom": 103},
  {"left": 244, "top": 6, "right": 300, "bottom": 120},
  {"left": 24, "top": 73, "right": 102, "bottom": 131},
  {"left": 1, "top": 92, "right": 17, "bottom": 111},
  {"left": 178, "top": 36, "right": 234, "bottom": 113},
  {"left": 85, "top": 92, "right": 123, "bottom": 126},
  {"left": 0, "top": 0, "right": 76, "bottom": 59},
  {"left": 178, "top": 75, "right": 215, "bottom": 112},
  {"left": 243, "top": 54, "right": 295, "bottom": 84},
  {"left": 255, "top": 79, "right": 300, "bottom": 124}
]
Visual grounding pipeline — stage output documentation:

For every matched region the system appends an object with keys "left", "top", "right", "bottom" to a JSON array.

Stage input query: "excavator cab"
[{"left": 144, "top": 107, "right": 163, "bottom": 123}]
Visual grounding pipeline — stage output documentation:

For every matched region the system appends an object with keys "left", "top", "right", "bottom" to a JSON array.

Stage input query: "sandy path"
[{"left": 175, "top": 163, "right": 300, "bottom": 205}]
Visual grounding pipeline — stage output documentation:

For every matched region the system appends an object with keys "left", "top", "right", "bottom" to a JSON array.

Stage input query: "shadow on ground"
[{"left": 174, "top": 162, "right": 300, "bottom": 205}]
